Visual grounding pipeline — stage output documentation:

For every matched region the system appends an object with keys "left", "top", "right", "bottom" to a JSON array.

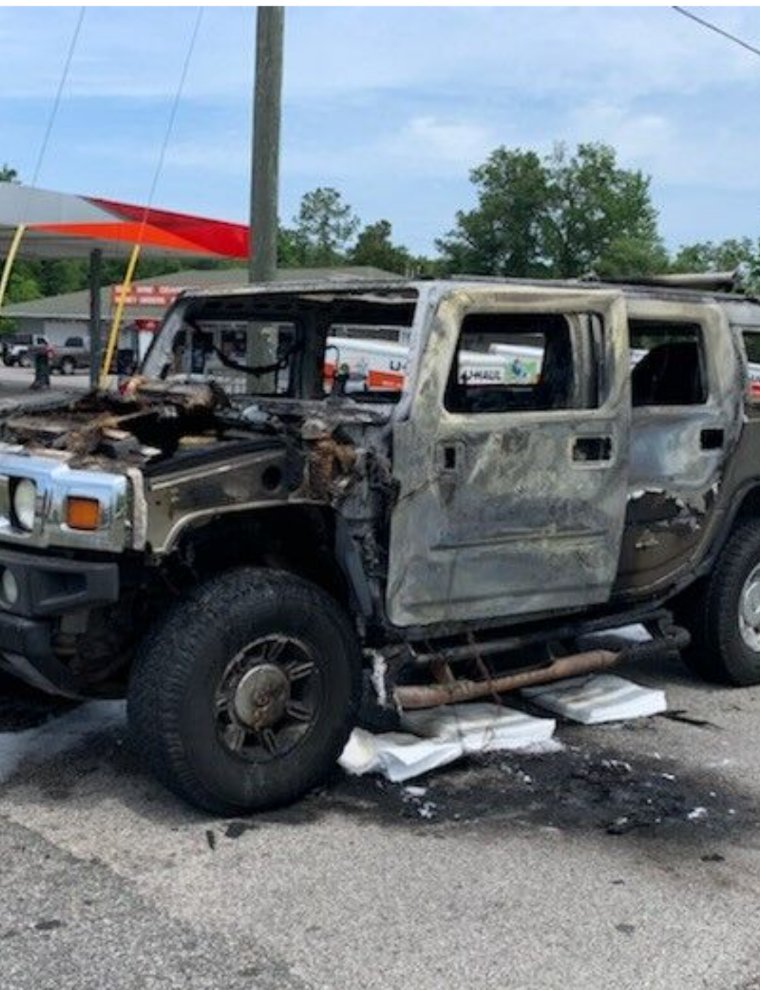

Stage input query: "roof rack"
[
  {"left": 444, "top": 269, "right": 747, "bottom": 294},
  {"left": 580, "top": 269, "right": 744, "bottom": 293}
]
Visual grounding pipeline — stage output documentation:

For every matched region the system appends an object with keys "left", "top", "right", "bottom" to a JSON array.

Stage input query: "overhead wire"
[
  {"left": 30, "top": 7, "right": 86, "bottom": 188},
  {"left": 672, "top": 6, "right": 760, "bottom": 60},
  {"left": 0, "top": 7, "right": 86, "bottom": 312},
  {"left": 100, "top": 6, "right": 204, "bottom": 386}
]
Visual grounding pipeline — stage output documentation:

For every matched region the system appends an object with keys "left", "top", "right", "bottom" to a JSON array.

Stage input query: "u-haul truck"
[
  {"left": 324, "top": 337, "right": 409, "bottom": 391},
  {"left": 324, "top": 337, "right": 547, "bottom": 392}
]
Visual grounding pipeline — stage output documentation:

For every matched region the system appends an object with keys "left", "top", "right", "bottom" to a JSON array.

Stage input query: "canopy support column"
[{"left": 88, "top": 248, "right": 102, "bottom": 389}]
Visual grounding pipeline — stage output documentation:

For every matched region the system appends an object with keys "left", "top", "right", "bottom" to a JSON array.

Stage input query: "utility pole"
[{"left": 249, "top": 7, "right": 284, "bottom": 283}]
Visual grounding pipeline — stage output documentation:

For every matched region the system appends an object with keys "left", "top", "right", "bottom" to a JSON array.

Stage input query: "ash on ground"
[{"left": 314, "top": 740, "right": 758, "bottom": 842}]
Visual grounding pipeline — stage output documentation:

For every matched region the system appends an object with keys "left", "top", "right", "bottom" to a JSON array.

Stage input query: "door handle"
[
  {"left": 441, "top": 443, "right": 457, "bottom": 471},
  {"left": 436, "top": 442, "right": 466, "bottom": 477},
  {"left": 700, "top": 428, "right": 724, "bottom": 450},
  {"left": 572, "top": 436, "right": 613, "bottom": 462}
]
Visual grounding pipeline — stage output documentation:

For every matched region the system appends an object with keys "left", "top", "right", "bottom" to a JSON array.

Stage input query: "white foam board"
[
  {"left": 401, "top": 703, "right": 556, "bottom": 751},
  {"left": 339, "top": 728, "right": 463, "bottom": 783},
  {"left": 339, "top": 704, "right": 556, "bottom": 783},
  {"left": 521, "top": 673, "right": 666, "bottom": 725}
]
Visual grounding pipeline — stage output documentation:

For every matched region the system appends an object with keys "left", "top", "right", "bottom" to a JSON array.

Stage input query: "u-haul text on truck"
[{"left": 324, "top": 337, "right": 545, "bottom": 392}]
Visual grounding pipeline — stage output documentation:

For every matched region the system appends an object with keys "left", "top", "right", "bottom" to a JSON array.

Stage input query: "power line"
[
  {"left": 673, "top": 6, "right": 760, "bottom": 61},
  {"left": 31, "top": 7, "right": 86, "bottom": 186},
  {"left": 100, "top": 7, "right": 204, "bottom": 385},
  {"left": 140, "top": 7, "right": 204, "bottom": 235}
]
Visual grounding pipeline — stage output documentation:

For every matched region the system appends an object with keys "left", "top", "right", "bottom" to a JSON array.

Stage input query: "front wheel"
[
  {"left": 127, "top": 568, "right": 362, "bottom": 815},
  {"left": 676, "top": 519, "right": 760, "bottom": 685}
]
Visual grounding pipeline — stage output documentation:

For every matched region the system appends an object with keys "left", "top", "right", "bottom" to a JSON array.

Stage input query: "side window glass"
[
  {"left": 444, "top": 312, "right": 600, "bottom": 414},
  {"left": 630, "top": 320, "right": 707, "bottom": 407}
]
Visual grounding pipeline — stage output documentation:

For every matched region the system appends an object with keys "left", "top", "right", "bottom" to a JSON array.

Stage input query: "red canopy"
[{"left": 0, "top": 184, "right": 250, "bottom": 260}]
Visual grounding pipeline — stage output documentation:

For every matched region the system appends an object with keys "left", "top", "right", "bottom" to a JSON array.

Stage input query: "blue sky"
[{"left": 1, "top": 5, "right": 760, "bottom": 257}]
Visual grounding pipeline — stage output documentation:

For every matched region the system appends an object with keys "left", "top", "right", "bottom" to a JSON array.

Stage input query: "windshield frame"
[{"left": 140, "top": 286, "right": 420, "bottom": 403}]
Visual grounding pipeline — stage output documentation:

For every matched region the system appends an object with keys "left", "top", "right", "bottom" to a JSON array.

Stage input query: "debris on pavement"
[
  {"left": 400, "top": 703, "right": 556, "bottom": 747},
  {"left": 339, "top": 704, "right": 556, "bottom": 782},
  {"left": 521, "top": 673, "right": 667, "bottom": 724},
  {"left": 339, "top": 728, "right": 468, "bottom": 783},
  {"left": 660, "top": 710, "right": 719, "bottom": 729},
  {"left": 342, "top": 677, "right": 673, "bottom": 785}
]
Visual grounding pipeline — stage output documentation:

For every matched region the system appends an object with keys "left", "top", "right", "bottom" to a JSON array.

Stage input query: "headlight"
[{"left": 12, "top": 478, "right": 37, "bottom": 531}]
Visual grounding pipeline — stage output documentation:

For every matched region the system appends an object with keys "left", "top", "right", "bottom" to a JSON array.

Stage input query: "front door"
[{"left": 386, "top": 286, "right": 631, "bottom": 628}]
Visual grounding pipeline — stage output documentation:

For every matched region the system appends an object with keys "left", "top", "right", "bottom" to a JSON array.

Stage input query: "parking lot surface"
[
  {"left": 0, "top": 365, "right": 90, "bottom": 405},
  {"left": 2, "top": 651, "right": 760, "bottom": 990}
]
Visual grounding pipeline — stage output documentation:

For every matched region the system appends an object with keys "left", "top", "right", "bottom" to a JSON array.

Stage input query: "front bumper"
[{"left": 0, "top": 546, "right": 120, "bottom": 696}]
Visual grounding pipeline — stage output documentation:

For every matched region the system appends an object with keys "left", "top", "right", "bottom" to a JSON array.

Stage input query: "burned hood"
[{"left": 0, "top": 380, "right": 250, "bottom": 471}]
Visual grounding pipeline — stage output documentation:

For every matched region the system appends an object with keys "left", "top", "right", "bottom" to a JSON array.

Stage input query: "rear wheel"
[
  {"left": 60, "top": 357, "right": 75, "bottom": 375},
  {"left": 18, "top": 353, "right": 31, "bottom": 369},
  {"left": 676, "top": 519, "right": 760, "bottom": 685},
  {"left": 127, "top": 568, "right": 362, "bottom": 815}
]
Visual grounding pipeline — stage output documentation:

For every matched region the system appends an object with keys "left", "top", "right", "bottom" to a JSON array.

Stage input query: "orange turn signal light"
[{"left": 65, "top": 497, "right": 101, "bottom": 531}]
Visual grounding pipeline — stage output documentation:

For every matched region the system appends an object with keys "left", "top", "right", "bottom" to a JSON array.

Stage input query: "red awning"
[{"left": 0, "top": 184, "right": 250, "bottom": 260}]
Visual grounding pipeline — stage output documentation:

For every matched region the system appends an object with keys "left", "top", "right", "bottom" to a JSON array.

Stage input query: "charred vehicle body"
[{"left": 0, "top": 275, "right": 759, "bottom": 813}]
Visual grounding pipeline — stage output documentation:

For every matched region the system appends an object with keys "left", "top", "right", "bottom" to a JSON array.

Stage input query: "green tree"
[
  {"left": 437, "top": 142, "right": 666, "bottom": 279},
  {"left": 349, "top": 219, "right": 411, "bottom": 274},
  {"left": 594, "top": 236, "right": 670, "bottom": 279},
  {"left": 6, "top": 270, "right": 40, "bottom": 303},
  {"left": 0, "top": 164, "right": 18, "bottom": 183},
  {"left": 543, "top": 143, "right": 665, "bottom": 277},
  {"left": 277, "top": 225, "right": 309, "bottom": 267},
  {"left": 292, "top": 187, "right": 359, "bottom": 266},
  {"left": 437, "top": 148, "right": 550, "bottom": 277},
  {"left": 670, "top": 237, "right": 755, "bottom": 274}
]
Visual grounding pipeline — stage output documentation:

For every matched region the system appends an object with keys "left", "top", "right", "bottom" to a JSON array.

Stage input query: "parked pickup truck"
[
  {"left": 1, "top": 333, "right": 49, "bottom": 368},
  {"left": 0, "top": 273, "right": 758, "bottom": 814},
  {"left": 49, "top": 335, "right": 90, "bottom": 375}
]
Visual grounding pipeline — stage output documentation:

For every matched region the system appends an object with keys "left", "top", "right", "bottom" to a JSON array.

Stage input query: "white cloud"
[
  {"left": 81, "top": 137, "right": 249, "bottom": 178},
  {"left": 280, "top": 113, "right": 496, "bottom": 187},
  {"left": 562, "top": 98, "right": 760, "bottom": 195},
  {"left": 384, "top": 117, "right": 495, "bottom": 171},
  {"left": 3, "top": 7, "right": 760, "bottom": 107}
]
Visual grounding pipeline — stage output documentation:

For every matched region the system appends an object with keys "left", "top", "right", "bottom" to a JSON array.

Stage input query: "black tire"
[
  {"left": 18, "top": 353, "right": 31, "bottom": 369},
  {"left": 60, "top": 357, "right": 75, "bottom": 375},
  {"left": 676, "top": 519, "right": 760, "bottom": 685},
  {"left": 127, "top": 567, "right": 362, "bottom": 815}
]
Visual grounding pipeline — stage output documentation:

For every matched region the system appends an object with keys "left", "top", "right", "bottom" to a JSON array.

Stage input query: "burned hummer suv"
[{"left": 0, "top": 274, "right": 759, "bottom": 813}]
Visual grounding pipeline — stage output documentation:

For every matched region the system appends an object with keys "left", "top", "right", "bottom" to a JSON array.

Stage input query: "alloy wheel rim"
[
  {"left": 214, "top": 635, "right": 321, "bottom": 763},
  {"left": 739, "top": 564, "right": 760, "bottom": 652}
]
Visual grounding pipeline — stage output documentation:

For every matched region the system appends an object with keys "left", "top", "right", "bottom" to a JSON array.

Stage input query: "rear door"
[
  {"left": 387, "top": 286, "right": 630, "bottom": 628},
  {"left": 615, "top": 299, "right": 741, "bottom": 592}
]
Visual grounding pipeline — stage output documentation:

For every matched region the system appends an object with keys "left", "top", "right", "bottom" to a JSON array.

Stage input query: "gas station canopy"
[{"left": 0, "top": 183, "right": 250, "bottom": 260}]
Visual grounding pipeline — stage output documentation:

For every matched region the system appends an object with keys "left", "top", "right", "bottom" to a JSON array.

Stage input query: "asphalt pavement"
[
  {"left": 0, "top": 365, "right": 91, "bottom": 408},
  {"left": 1, "top": 653, "right": 760, "bottom": 990}
]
